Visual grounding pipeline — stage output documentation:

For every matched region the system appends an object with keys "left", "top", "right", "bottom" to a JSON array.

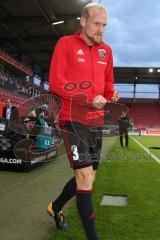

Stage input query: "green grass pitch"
[{"left": 49, "top": 136, "right": 160, "bottom": 240}]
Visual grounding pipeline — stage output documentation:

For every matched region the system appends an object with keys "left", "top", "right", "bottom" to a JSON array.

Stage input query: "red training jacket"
[{"left": 49, "top": 31, "right": 114, "bottom": 126}]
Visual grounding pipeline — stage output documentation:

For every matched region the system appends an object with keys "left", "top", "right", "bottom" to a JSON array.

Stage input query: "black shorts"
[{"left": 60, "top": 121, "right": 102, "bottom": 170}]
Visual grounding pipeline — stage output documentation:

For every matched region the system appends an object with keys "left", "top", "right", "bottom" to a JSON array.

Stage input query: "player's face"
[
  {"left": 82, "top": 8, "right": 107, "bottom": 45},
  {"left": 6, "top": 100, "right": 11, "bottom": 107}
]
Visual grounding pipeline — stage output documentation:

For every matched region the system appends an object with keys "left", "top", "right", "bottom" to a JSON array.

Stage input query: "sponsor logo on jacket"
[
  {"left": 77, "top": 49, "right": 84, "bottom": 55},
  {"left": 77, "top": 58, "right": 85, "bottom": 63},
  {"left": 97, "top": 61, "right": 107, "bottom": 65},
  {"left": 98, "top": 49, "right": 107, "bottom": 59}
]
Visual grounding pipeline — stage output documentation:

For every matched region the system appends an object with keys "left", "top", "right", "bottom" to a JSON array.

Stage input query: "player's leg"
[
  {"left": 47, "top": 121, "right": 78, "bottom": 229},
  {"left": 125, "top": 132, "right": 129, "bottom": 147},
  {"left": 75, "top": 166, "right": 99, "bottom": 240},
  {"left": 47, "top": 177, "right": 76, "bottom": 229},
  {"left": 74, "top": 126, "right": 102, "bottom": 240},
  {"left": 48, "top": 121, "right": 77, "bottom": 212},
  {"left": 47, "top": 121, "right": 93, "bottom": 230},
  {"left": 47, "top": 122, "right": 100, "bottom": 238},
  {"left": 120, "top": 132, "right": 124, "bottom": 147}
]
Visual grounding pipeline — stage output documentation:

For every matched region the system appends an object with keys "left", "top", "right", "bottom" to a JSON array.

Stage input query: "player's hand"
[
  {"left": 111, "top": 90, "right": 119, "bottom": 102},
  {"left": 93, "top": 95, "right": 107, "bottom": 109}
]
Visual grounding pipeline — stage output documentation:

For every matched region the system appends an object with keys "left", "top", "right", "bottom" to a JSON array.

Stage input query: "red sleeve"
[
  {"left": 49, "top": 37, "right": 71, "bottom": 100},
  {"left": 104, "top": 48, "right": 114, "bottom": 101}
]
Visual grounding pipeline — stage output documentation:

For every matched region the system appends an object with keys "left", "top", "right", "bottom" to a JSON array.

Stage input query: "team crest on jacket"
[{"left": 98, "top": 49, "right": 107, "bottom": 59}]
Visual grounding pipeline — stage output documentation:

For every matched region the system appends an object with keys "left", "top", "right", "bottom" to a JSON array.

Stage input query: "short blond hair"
[{"left": 81, "top": 3, "right": 107, "bottom": 19}]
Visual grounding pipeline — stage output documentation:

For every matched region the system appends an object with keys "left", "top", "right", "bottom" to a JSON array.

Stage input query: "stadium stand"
[
  {"left": 128, "top": 103, "right": 160, "bottom": 128},
  {"left": 115, "top": 67, "right": 160, "bottom": 133}
]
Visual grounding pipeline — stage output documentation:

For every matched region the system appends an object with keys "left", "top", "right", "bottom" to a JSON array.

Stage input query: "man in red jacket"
[{"left": 48, "top": 3, "right": 118, "bottom": 239}]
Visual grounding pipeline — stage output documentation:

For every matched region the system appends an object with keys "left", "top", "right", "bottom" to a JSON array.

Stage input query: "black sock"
[
  {"left": 52, "top": 177, "right": 76, "bottom": 212},
  {"left": 76, "top": 190, "right": 99, "bottom": 240}
]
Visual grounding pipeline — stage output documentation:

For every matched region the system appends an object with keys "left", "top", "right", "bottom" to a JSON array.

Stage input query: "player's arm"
[
  {"left": 93, "top": 48, "right": 115, "bottom": 109},
  {"left": 49, "top": 38, "right": 72, "bottom": 100},
  {"left": 104, "top": 48, "right": 114, "bottom": 100},
  {"left": 104, "top": 48, "right": 119, "bottom": 102}
]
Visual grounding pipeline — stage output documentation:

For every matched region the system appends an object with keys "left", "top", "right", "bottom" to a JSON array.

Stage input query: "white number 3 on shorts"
[{"left": 71, "top": 145, "right": 79, "bottom": 161}]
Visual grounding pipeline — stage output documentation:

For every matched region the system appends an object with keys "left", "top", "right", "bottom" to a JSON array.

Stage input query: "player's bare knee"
[{"left": 75, "top": 168, "right": 94, "bottom": 190}]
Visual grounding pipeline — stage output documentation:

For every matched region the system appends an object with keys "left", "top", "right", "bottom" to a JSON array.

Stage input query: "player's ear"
[{"left": 80, "top": 17, "right": 86, "bottom": 28}]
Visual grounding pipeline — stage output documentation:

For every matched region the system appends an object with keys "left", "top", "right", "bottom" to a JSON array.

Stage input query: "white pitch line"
[{"left": 130, "top": 135, "right": 160, "bottom": 164}]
